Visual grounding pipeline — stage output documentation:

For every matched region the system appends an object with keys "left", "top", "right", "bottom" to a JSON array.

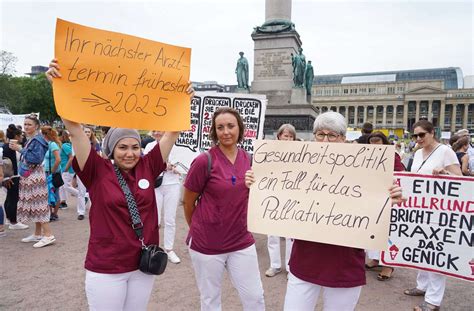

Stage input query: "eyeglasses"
[
  {"left": 314, "top": 131, "right": 340, "bottom": 142},
  {"left": 412, "top": 132, "right": 428, "bottom": 139}
]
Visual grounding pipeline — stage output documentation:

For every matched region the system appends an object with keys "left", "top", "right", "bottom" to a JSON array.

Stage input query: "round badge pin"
[{"left": 138, "top": 179, "right": 150, "bottom": 190}]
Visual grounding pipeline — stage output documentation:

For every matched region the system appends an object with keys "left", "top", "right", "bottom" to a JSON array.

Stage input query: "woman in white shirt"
[{"left": 404, "top": 120, "right": 461, "bottom": 311}]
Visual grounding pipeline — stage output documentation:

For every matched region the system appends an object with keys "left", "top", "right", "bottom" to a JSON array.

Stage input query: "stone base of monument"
[
  {"left": 264, "top": 104, "right": 319, "bottom": 141},
  {"left": 290, "top": 87, "right": 307, "bottom": 105},
  {"left": 235, "top": 88, "right": 250, "bottom": 94}
]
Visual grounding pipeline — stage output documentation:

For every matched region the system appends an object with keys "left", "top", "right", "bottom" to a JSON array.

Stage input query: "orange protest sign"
[{"left": 53, "top": 18, "right": 191, "bottom": 130}]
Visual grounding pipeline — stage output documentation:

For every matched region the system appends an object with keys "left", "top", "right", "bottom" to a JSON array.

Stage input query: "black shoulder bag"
[
  {"left": 49, "top": 144, "right": 64, "bottom": 188},
  {"left": 113, "top": 165, "right": 168, "bottom": 275}
]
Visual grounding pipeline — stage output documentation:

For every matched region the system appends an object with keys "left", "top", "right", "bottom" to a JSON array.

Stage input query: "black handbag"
[
  {"left": 49, "top": 147, "right": 64, "bottom": 188},
  {"left": 154, "top": 175, "right": 163, "bottom": 188},
  {"left": 52, "top": 172, "right": 64, "bottom": 188},
  {"left": 113, "top": 166, "right": 168, "bottom": 275}
]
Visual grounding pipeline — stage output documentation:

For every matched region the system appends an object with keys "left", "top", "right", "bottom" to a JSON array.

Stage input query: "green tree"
[{"left": 0, "top": 74, "right": 58, "bottom": 123}]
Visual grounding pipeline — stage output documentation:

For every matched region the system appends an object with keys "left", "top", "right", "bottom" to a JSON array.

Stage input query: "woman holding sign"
[
  {"left": 246, "top": 111, "right": 404, "bottom": 311},
  {"left": 47, "top": 60, "right": 194, "bottom": 310},
  {"left": 404, "top": 120, "right": 461, "bottom": 311},
  {"left": 182, "top": 107, "right": 265, "bottom": 311}
]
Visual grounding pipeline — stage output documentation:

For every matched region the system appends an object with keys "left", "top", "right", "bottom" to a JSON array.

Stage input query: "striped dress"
[{"left": 17, "top": 165, "right": 49, "bottom": 223}]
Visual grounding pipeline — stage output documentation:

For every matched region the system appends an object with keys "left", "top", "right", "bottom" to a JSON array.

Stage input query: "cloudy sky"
[{"left": 1, "top": 0, "right": 472, "bottom": 84}]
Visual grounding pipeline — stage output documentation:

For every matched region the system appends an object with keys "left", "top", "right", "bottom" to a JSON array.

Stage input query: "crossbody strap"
[
  {"left": 113, "top": 165, "right": 145, "bottom": 244},
  {"left": 416, "top": 144, "right": 442, "bottom": 173}
]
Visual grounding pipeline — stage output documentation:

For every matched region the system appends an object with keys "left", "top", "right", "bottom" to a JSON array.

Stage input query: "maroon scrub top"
[
  {"left": 73, "top": 144, "right": 166, "bottom": 273},
  {"left": 184, "top": 147, "right": 255, "bottom": 255}
]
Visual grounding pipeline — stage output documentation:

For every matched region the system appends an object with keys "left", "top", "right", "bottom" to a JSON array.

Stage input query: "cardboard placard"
[
  {"left": 171, "top": 91, "right": 267, "bottom": 172},
  {"left": 53, "top": 18, "right": 191, "bottom": 130},
  {"left": 248, "top": 140, "right": 395, "bottom": 250},
  {"left": 382, "top": 172, "right": 474, "bottom": 282}
]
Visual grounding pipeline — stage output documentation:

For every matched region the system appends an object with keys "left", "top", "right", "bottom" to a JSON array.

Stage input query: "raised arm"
[
  {"left": 61, "top": 119, "right": 90, "bottom": 170},
  {"left": 46, "top": 59, "right": 91, "bottom": 170}
]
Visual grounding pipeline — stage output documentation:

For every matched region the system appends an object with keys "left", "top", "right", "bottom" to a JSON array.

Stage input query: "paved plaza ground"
[{"left": 1, "top": 192, "right": 472, "bottom": 311}]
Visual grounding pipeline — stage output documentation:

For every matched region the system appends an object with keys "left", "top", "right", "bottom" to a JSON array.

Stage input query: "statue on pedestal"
[
  {"left": 305, "top": 60, "right": 314, "bottom": 96},
  {"left": 253, "top": 19, "right": 295, "bottom": 34},
  {"left": 235, "top": 52, "right": 249, "bottom": 89},
  {"left": 291, "top": 47, "right": 306, "bottom": 88}
]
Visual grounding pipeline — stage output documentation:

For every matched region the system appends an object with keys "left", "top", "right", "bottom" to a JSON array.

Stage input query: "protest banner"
[
  {"left": 171, "top": 91, "right": 267, "bottom": 171},
  {"left": 345, "top": 130, "right": 361, "bottom": 141},
  {"left": 382, "top": 172, "right": 474, "bottom": 282},
  {"left": 0, "top": 113, "right": 40, "bottom": 131},
  {"left": 248, "top": 139, "right": 395, "bottom": 250},
  {"left": 53, "top": 19, "right": 191, "bottom": 130}
]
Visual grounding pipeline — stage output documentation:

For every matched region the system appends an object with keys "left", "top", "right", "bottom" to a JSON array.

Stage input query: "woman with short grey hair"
[
  {"left": 245, "top": 112, "right": 404, "bottom": 310},
  {"left": 312, "top": 111, "right": 347, "bottom": 138},
  {"left": 281, "top": 111, "right": 403, "bottom": 310}
]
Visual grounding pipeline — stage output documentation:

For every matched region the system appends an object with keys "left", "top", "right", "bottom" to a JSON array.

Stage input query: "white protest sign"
[
  {"left": 248, "top": 140, "right": 395, "bottom": 250},
  {"left": 346, "top": 130, "right": 361, "bottom": 141},
  {"left": 382, "top": 172, "right": 474, "bottom": 282},
  {"left": 0, "top": 113, "right": 40, "bottom": 132},
  {"left": 441, "top": 132, "right": 451, "bottom": 140},
  {"left": 171, "top": 92, "right": 267, "bottom": 171}
]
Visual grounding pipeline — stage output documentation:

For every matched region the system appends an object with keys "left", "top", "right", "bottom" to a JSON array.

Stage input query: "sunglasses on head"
[{"left": 412, "top": 132, "right": 428, "bottom": 139}]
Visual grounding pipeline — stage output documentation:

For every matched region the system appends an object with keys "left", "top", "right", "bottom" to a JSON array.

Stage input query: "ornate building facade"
[{"left": 312, "top": 67, "right": 474, "bottom": 133}]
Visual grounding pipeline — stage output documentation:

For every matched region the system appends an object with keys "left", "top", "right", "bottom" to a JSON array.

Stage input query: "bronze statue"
[
  {"left": 292, "top": 47, "right": 306, "bottom": 88},
  {"left": 235, "top": 52, "right": 249, "bottom": 89},
  {"left": 253, "top": 19, "right": 295, "bottom": 34},
  {"left": 305, "top": 60, "right": 314, "bottom": 95}
]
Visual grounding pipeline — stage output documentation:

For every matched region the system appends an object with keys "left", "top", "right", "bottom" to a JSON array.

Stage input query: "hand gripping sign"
[{"left": 53, "top": 19, "right": 191, "bottom": 130}]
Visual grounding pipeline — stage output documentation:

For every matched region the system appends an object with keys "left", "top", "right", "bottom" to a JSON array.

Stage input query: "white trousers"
[
  {"left": 154, "top": 183, "right": 181, "bottom": 250},
  {"left": 416, "top": 271, "right": 446, "bottom": 306},
  {"left": 189, "top": 244, "right": 265, "bottom": 311},
  {"left": 284, "top": 273, "right": 362, "bottom": 311},
  {"left": 77, "top": 176, "right": 87, "bottom": 216},
  {"left": 85, "top": 269, "right": 155, "bottom": 311},
  {"left": 59, "top": 172, "right": 78, "bottom": 202},
  {"left": 267, "top": 235, "right": 294, "bottom": 271},
  {"left": 366, "top": 249, "right": 380, "bottom": 261}
]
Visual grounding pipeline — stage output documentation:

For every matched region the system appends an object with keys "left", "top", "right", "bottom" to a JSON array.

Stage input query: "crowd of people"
[{"left": 0, "top": 61, "right": 472, "bottom": 310}]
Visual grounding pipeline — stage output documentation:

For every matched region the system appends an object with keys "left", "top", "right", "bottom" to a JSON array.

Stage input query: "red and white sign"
[
  {"left": 382, "top": 172, "right": 474, "bottom": 282},
  {"left": 172, "top": 92, "right": 267, "bottom": 171}
]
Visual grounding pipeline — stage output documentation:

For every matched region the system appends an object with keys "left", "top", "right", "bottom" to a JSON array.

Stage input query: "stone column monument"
[{"left": 251, "top": 0, "right": 318, "bottom": 140}]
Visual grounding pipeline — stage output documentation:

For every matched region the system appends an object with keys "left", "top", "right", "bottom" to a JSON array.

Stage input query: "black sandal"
[
  {"left": 404, "top": 288, "right": 426, "bottom": 296},
  {"left": 377, "top": 267, "right": 394, "bottom": 281}
]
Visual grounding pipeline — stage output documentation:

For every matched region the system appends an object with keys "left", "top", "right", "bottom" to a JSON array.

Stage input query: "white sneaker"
[
  {"left": 265, "top": 267, "right": 282, "bottom": 277},
  {"left": 0, "top": 230, "right": 6, "bottom": 237},
  {"left": 9, "top": 222, "right": 29, "bottom": 230},
  {"left": 33, "top": 235, "right": 56, "bottom": 248},
  {"left": 167, "top": 250, "right": 181, "bottom": 264},
  {"left": 21, "top": 234, "right": 43, "bottom": 243}
]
